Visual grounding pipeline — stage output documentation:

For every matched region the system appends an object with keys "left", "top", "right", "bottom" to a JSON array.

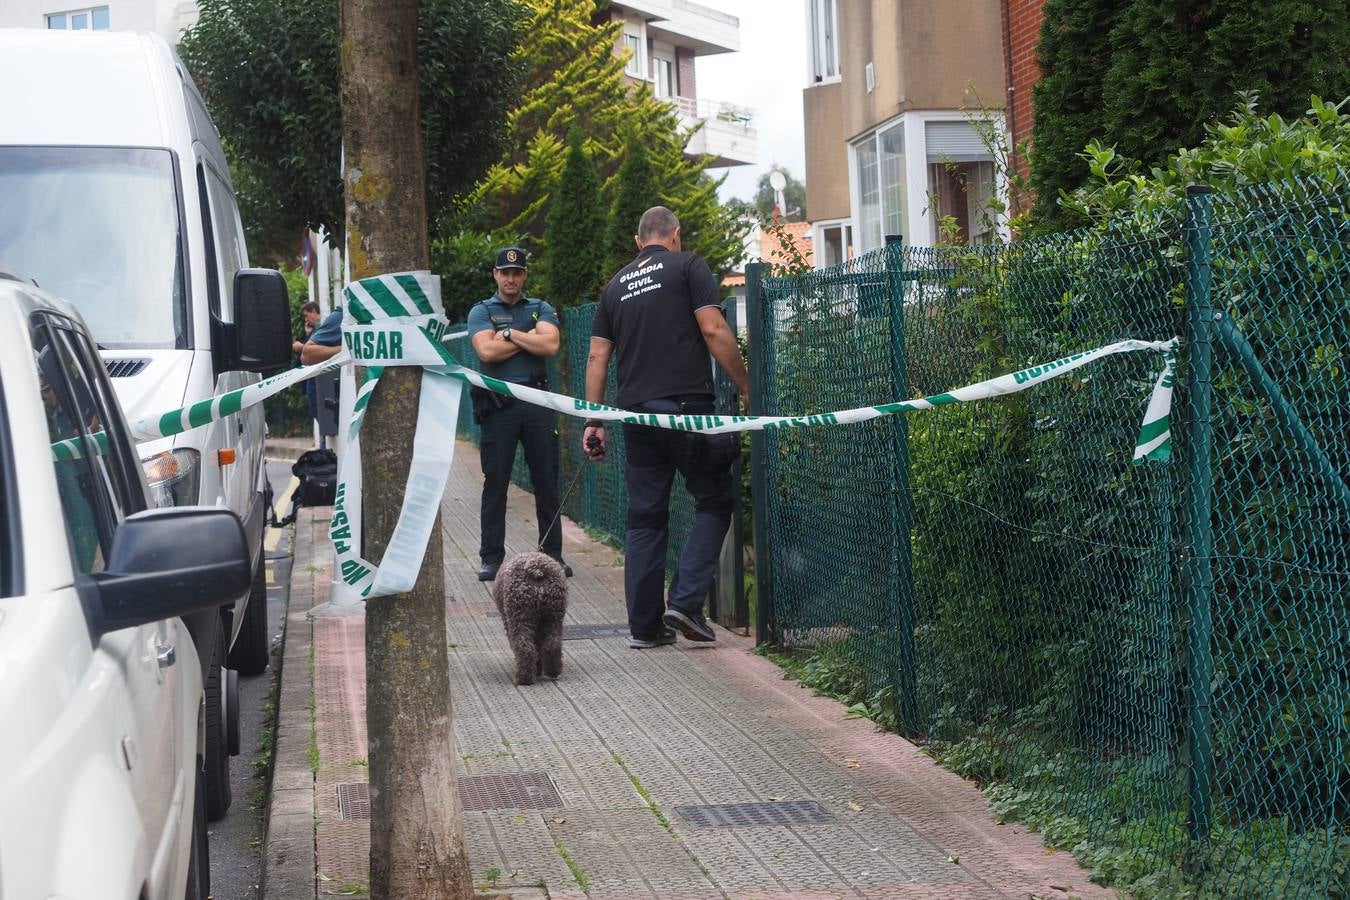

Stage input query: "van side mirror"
[
  {"left": 226, "top": 268, "right": 291, "bottom": 374},
  {"left": 92, "top": 507, "right": 251, "bottom": 636}
]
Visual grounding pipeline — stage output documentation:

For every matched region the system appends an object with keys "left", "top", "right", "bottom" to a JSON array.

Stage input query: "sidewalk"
[{"left": 267, "top": 440, "right": 1110, "bottom": 899}]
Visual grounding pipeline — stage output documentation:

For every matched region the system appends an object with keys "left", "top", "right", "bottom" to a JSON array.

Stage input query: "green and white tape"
[{"left": 51, "top": 270, "right": 1180, "bottom": 600}]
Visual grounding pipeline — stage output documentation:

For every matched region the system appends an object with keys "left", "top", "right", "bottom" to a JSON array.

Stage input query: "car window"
[
  {"left": 33, "top": 316, "right": 124, "bottom": 574},
  {"left": 0, "top": 373, "right": 18, "bottom": 598},
  {"left": 201, "top": 162, "right": 243, "bottom": 323}
]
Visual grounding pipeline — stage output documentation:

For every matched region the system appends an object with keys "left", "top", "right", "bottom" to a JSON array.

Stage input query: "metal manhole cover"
[
  {"left": 458, "top": 772, "right": 562, "bottom": 811},
  {"left": 675, "top": 800, "right": 835, "bottom": 828},
  {"left": 336, "top": 782, "right": 370, "bottom": 820},
  {"left": 562, "top": 623, "right": 630, "bottom": 641}
]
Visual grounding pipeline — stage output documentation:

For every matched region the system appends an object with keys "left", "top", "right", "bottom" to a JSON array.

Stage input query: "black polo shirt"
[{"left": 592, "top": 245, "right": 721, "bottom": 408}]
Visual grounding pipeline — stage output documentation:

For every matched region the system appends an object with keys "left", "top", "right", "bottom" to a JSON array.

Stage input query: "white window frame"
[
  {"left": 812, "top": 219, "right": 854, "bottom": 269},
  {"left": 806, "top": 0, "right": 840, "bottom": 85},
  {"left": 622, "top": 25, "right": 646, "bottom": 80},
  {"left": 45, "top": 5, "right": 109, "bottom": 30},
  {"left": 848, "top": 112, "right": 1011, "bottom": 251},
  {"left": 849, "top": 119, "right": 908, "bottom": 253},
  {"left": 652, "top": 55, "right": 675, "bottom": 98}
]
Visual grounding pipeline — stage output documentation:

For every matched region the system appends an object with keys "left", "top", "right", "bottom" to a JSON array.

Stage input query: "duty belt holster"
[
  {"left": 471, "top": 385, "right": 512, "bottom": 423},
  {"left": 471, "top": 374, "right": 549, "bottom": 424}
]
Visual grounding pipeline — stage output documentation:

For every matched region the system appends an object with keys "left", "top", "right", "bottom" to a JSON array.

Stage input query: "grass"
[
  {"left": 554, "top": 840, "right": 589, "bottom": 893},
  {"left": 308, "top": 642, "right": 319, "bottom": 774},
  {"left": 249, "top": 660, "right": 284, "bottom": 809},
  {"left": 756, "top": 636, "right": 1348, "bottom": 899},
  {"left": 612, "top": 753, "right": 673, "bottom": 835},
  {"left": 612, "top": 753, "right": 712, "bottom": 878}
]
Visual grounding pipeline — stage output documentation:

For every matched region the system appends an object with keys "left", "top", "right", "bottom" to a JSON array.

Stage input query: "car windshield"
[{"left": 0, "top": 147, "right": 185, "bottom": 349}]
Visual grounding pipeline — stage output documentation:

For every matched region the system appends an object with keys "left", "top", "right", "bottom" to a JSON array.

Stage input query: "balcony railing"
[{"left": 665, "top": 95, "right": 753, "bottom": 129}]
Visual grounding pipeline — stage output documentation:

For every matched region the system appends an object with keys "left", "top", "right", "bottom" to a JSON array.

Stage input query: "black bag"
[
  {"left": 268, "top": 448, "right": 338, "bottom": 528},
  {"left": 293, "top": 448, "right": 338, "bottom": 506}
]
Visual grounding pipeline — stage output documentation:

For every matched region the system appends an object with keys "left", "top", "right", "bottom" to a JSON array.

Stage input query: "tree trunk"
[{"left": 338, "top": 0, "right": 472, "bottom": 896}]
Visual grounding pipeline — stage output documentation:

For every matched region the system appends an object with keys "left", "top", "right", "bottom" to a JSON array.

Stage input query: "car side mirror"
[
  {"left": 92, "top": 506, "right": 251, "bottom": 635},
  {"left": 225, "top": 268, "right": 291, "bottom": 374}
]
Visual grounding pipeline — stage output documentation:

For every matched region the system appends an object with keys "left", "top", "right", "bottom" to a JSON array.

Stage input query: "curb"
[{"left": 262, "top": 507, "right": 317, "bottom": 899}]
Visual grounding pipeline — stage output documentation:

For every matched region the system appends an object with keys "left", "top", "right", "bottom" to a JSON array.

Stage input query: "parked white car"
[
  {"left": 0, "top": 275, "right": 251, "bottom": 899},
  {"left": 0, "top": 29, "right": 292, "bottom": 819}
]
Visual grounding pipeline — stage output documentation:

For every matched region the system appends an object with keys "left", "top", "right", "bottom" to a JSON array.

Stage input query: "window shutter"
[{"left": 925, "top": 122, "right": 990, "bottom": 162}]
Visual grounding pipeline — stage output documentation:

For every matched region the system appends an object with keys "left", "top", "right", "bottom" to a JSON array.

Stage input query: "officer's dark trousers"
[
  {"left": 622, "top": 399, "right": 736, "bottom": 639},
  {"left": 478, "top": 400, "right": 562, "bottom": 565}
]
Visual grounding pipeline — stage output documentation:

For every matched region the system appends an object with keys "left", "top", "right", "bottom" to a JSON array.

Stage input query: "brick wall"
[
  {"left": 676, "top": 47, "right": 696, "bottom": 98},
  {"left": 1002, "top": 0, "right": 1044, "bottom": 184}
]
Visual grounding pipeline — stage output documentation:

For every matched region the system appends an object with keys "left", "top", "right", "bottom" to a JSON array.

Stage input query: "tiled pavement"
[{"left": 278, "top": 440, "right": 1111, "bottom": 899}]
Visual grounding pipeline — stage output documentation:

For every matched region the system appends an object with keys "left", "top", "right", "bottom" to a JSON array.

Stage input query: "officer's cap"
[{"left": 494, "top": 247, "right": 528, "bottom": 270}]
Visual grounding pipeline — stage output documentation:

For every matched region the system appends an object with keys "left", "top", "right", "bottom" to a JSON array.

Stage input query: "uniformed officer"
[
  {"left": 582, "top": 207, "right": 750, "bottom": 648},
  {"left": 467, "top": 247, "right": 571, "bottom": 581}
]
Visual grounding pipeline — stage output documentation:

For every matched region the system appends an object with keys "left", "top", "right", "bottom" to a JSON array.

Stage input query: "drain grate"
[
  {"left": 675, "top": 800, "right": 835, "bottom": 828},
  {"left": 562, "top": 623, "right": 630, "bottom": 641},
  {"left": 336, "top": 782, "right": 371, "bottom": 820},
  {"left": 458, "top": 772, "right": 562, "bottom": 811}
]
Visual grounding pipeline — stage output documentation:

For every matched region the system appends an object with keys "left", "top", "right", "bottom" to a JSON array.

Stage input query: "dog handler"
[
  {"left": 583, "top": 207, "right": 750, "bottom": 648},
  {"left": 469, "top": 247, "right": 571, "bottom": 582}
]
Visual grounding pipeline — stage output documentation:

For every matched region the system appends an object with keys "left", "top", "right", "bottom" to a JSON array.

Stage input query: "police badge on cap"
[{"left": 495, "top": 247, "right": 528, "bottom": 270}]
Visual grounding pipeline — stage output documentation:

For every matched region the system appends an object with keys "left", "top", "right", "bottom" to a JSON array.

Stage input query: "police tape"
[{"left": 50, "top": 271, "right": 1180, "bottom": 602}]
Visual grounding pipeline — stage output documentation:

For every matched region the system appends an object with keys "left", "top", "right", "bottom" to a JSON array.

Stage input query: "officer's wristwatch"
[{"left": 502, "top": 328, "right": 513, "bottom": 342}]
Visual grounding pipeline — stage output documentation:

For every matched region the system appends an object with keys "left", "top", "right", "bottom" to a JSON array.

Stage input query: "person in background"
[
  {"left": 467, "top": 247, "right": 571, "bottom": 582},
  {"left": 583, "top": 207, "right": 749, "bottom": 649},
  {"left": 299, "top": 303, "right": 343, "bottom": 450},
  {"left": 293, "top": 301, "right": 322, "bottom": 427}
]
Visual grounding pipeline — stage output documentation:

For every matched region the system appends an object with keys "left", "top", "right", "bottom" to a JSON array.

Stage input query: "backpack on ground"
[{"left": 267, "top": 448, "right": 339, "bottom": 528}]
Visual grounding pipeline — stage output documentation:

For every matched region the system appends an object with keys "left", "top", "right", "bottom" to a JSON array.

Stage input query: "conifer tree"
[
  {"left": 540, "top": 129, "right": 606, "bottom": 307},
  {"left": 1030, "top": 0, "right": 1350, "bottom": 233},
  {"left": 467, "top": 0, "right": 745, "bottom": 275},
  {"left": 603, "top": 136, "right": 659, "bottom": 279},
  {"left": 1028, "top": 0, "right": 1130, "bottom": 232}
]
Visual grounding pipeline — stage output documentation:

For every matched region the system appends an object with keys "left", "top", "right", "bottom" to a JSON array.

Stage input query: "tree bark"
[{"left": 338, "top": 0, "right": 472, "bottom": 895}]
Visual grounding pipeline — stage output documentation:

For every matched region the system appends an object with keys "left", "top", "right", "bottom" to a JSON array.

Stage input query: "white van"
[{"left": 0, "top": 29, "right": 291, "bottom": 819}]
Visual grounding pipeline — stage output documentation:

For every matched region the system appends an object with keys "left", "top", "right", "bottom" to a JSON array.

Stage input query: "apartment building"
[
  {"left": 599, "top": 0, "right": 757, "bottom": 168},
  {"left": 803, "top": 0, "right": 1007, "bottom": 261},
  {"left": 0, "top": 0, "right": 196, "bottom": 41}
]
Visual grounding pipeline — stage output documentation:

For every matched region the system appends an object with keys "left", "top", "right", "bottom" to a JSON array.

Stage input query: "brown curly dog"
[{"left": 492, "top": 552, "right": 568, "bottom": 685}]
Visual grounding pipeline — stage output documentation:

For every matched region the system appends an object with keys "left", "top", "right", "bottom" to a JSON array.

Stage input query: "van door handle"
[
  {"left": 156, "top": 642, "right": 176, "bottom": 668},
  {"left": 237, "top": 419, "right": 245, "bottom": 435}
]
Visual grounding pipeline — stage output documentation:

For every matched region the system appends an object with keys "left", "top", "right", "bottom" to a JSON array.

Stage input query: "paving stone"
[{"left": 297, "top": 442, "right": 1116, "bottom": 899}]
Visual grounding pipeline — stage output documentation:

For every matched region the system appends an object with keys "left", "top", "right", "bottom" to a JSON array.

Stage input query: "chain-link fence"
[{"left": 749, "top": 173, "right": 1348, "bottom": 896}]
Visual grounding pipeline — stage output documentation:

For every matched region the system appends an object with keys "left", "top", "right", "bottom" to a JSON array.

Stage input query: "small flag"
[{"left": 300, "top": 230, "right": 315, "bottom": 277}]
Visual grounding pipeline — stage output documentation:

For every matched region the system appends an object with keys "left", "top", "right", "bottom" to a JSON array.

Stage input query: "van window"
[
  {"left": 0, "top": 148, "right": 187, "bottom": 350},
  {"left": 202, "top": 163, "right": 244, "bottom": 322},
  {"left": 33, "top": 317, "right": 122, "bottom": 573}
]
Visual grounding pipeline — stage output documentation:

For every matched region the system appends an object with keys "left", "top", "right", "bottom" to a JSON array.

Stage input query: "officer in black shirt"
[
  {"left": 468, "top": 247, "right": 570, "bottom": 581},
  {"left": 583, "top": 207, "right": 750, "bottom": 648}
]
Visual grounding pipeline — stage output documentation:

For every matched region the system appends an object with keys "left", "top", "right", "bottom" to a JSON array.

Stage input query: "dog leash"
[{"left": 537, "top": 448, "right": 592, "bottom": 553}]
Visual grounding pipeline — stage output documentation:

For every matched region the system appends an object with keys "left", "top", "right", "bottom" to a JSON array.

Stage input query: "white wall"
[{"left": 0, "top": 0, "right": 198, "bottom": 44}]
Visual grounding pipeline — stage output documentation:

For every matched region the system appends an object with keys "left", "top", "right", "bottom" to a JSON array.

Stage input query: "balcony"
[
  {"left": 668, "top": 96, "right": 757, "bottom": 167},
  {"left": 611, "top": 0, "right": 740, "bottom": 55}
]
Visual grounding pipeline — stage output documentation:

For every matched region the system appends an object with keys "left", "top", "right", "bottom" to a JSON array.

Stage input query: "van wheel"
[
  {"left": 228, "top": 551, "right": 271, "bottom": 676},
  {"left": 184, "top": 763, "right": 211, "bottom": 900},
  {"left": 204, "top": 626, "right": 232, "bottom": 820}
]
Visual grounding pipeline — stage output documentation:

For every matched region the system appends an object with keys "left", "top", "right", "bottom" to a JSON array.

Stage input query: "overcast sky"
[{"left": 694, "top": 0, "right": 807, "bottom": 204}]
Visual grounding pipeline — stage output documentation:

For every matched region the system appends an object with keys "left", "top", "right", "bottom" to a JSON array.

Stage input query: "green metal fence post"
[
  {"left": 1213, "top": 315, "right": 1350, "bottom": 513},
  {"left": 1183, "top": 184, "right": 1215, "bottom": 865},
  {"left": 746, "top": 263, "right": 774, "bottom": 645},
  {"left": 883, "top": 237, "right": 918, "bottom": 737}
]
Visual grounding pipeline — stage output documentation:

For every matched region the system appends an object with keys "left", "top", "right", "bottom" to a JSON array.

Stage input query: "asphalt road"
[{"left": 208, "top": 457, "right": 295, "bottom": 900}]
